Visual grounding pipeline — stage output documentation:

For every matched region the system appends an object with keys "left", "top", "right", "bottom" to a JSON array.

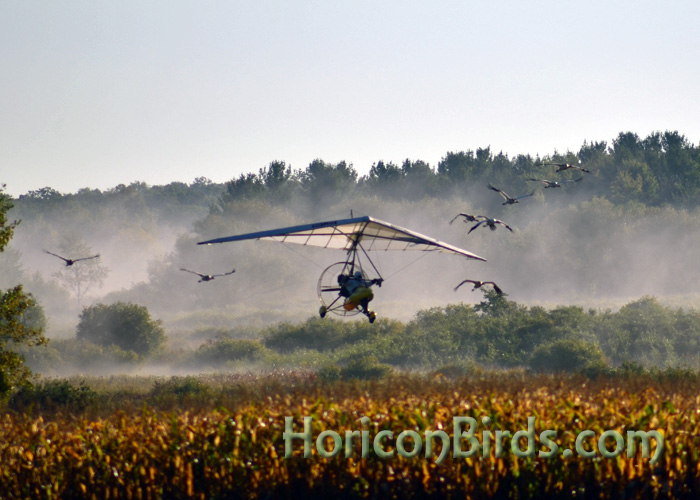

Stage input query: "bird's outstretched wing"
[
  {"left": 450, "top": 213, "right": 478, "bottom": 224},
  {"left": 514, "top": 192, "right": 535, "bottom": 201},
  {"left": 544, "top": 160, "right": 590, "bottom": 174},
  {"left": 484, "top": 281, "right": 504, "bottom": 295},
  {"left": 180, "top": 268, "right": 205, "bottom": 278},
  {"left": 495, "top": 220, "right": 514, "bottom": 232},
  {"left": 73, "top": 254, "right": 100, "bottom": 263},
  {"left": 542, "top": 162, "right": 576, "bottom": 168},
  {"left": 487, "top": 184, "right": 510, "bottom": 201},
  {"left": 561, "top": 177, "right": 584, "bottom": 184},
  {"left": 529, "top": 178, "right": 560, "bottom": 188},
  {"left": 212, "top": 269, "right": 236, "bottom": 278},
  {"left": 454, "top": 279, "right": 477, "bottom": 291},
  {"left": 467, "top": 221, "right": 486, "bottom": 234},
  {"left": 44, "top": 250, "right": 70, "bottom": 263}
]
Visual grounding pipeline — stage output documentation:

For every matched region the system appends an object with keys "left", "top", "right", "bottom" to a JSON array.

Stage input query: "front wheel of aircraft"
[
  {"left": 319, "top": 305, "right": 327, "bottom": 318},
  {"left": 368, "top": 311, "right": 377, "bottom": 324}
]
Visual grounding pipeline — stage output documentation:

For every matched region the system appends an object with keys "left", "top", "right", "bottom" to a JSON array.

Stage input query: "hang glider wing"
[{"left": 198, "top": 216, "right": 486, "bottom": 261}]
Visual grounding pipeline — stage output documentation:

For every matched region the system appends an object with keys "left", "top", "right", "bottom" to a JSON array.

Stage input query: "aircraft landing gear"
[
  {"left": 359, "top": 300, "right": 377, "bottom": 323},
  {"left": 319, "top": 305, "right": 327, "bottom": 319}
]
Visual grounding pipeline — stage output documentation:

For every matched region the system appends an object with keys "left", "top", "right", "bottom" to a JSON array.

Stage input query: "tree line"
[
  {"left": 213, "top": 130, "right": 700, "bottom": 209},
  {"left": 11, "top": 130, "right": 700, "bottom": 213}
]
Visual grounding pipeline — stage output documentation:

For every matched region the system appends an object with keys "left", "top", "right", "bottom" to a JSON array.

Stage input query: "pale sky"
[{"left": 2, "top": 1, "right": 699, "bottom": 197}]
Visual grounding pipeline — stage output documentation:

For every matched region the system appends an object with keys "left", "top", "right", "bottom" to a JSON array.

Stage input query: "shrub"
[
  {"left": 340, "top": 356, "right": 392, "bottom": 380},
  {"left": 529, "top": 338, "right": 607, "bottom": 373},
  {"left": 50, "top": 338, "right": 140, "bottom": 372},
  {"left": 317, "top": 363, "right": 342, "bottom": 382},
  {"left": 193, "top": 337, "right": 267, "bottom": 368},
  {"left": 76, "top": 302, "right": 166, "bottom": 356},
  {"left": 10, "top": 379, "right": 97, "bottom": 411},
  {"left": 151, "top": 376, "right": 211, "bottom": 397},
  {"left": 263, "top": 317, "right": 381, "bottom": 353},
  {"left": 149, "top": 376, "right": 213, "bottom": 407},
  {"left": 263, "top": 318, "right": 347, "bottom": 353}
]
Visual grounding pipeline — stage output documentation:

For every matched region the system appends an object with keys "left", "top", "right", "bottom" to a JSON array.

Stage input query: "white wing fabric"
[{"left": 198, "top": 216, "right": 486, "bottom": 261}]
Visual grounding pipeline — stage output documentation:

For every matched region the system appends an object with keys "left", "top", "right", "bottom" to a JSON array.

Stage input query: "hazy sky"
[{"left": 2, "top": 1, "right": 699, "bottom": 197}]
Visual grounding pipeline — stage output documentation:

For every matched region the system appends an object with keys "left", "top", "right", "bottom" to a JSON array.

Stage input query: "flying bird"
[
  {"left": 449, "top": 213, "right": 480, "bottom": 224},
  {"left": 180, "top": 268, "right": 236, "bottom": 282},
  {"left": 454, "top": 279, "right": 504, "bottom": 295},
  {"left": 44, "top": 250, "right": 100, "bottom": 266},
  {"left": 468, "top": 216, "right": 513, "bottom": 234},
  {"left": 540, "top": 161, "right": 590, "bottom": 174},
  {"left": 527, "top": 177, "right": 583, "bottom": 188},
  {"left": 488, "top": 184, "right": 535, "bottom": 205}
]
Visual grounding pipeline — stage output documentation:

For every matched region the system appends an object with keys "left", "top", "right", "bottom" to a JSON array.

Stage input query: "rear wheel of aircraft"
[{"left": 317, "top": 262, "right": 363, "bottom": 317}]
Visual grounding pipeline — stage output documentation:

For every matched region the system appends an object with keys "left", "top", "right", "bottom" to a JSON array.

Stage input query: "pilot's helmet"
[{"left": 354, "top": 271, "right": 362, "bottom": 279}]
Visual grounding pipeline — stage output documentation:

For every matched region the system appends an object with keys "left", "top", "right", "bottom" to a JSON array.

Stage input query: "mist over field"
[
  {"left": 6, "top": 178, "right": 700, "bottom": 332},
  {"left": 4, "top": 130, "right": 700, "bottom": 376}
]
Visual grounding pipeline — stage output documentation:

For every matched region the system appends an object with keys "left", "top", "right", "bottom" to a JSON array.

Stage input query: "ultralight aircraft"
[{"left": 198, "top": 216, "right": 485, "bottom": 322}]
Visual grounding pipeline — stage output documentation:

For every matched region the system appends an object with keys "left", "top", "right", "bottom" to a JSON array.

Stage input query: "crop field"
[{"left": 1, "top": 370, "right": 699, "bottom": 499}]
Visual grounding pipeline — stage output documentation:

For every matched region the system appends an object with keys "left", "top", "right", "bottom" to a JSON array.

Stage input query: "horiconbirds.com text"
[{"left": 283, "top": 416, "right": 664, "bottom": 465}]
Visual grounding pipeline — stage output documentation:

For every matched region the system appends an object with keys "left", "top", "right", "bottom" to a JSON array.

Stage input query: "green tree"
[
  {"left": 259, "top": 160, "right": 294, "bottom": 190},
  {"left": 0, "top": 184, "right": 47, "bottom": 395},
  {"left": 474, "top": 289, "right": 521, "bottom": 317},
  {"left": 76, "top": 302, "right": 166, "bottom": 357},
  {"left": 596, "top": 296, "right": 677, "bottom": 367},
  {"left": 0, "top": 246, "right": 25, "bottom": 288},
  {"left": 361, "top": 161, "right": 404, "bottom": 198},
  {"left": 301, "top": 159, "right": 358, "bottom": 203},
  {"left": 0, "top": 184, "right": 20, "bottom": 250},
  {"left": 578, "top": 139, "right": 607, "bottom": 164},
  {"left": 219, "top": 172, "right": 265, "bottom": 204},
  {"left": 437, "top": 150, "right": 478, "bottom": 185},
  {"left": 611, "top": 131, "right": 643, "bottom": 161},
  {"left": 661, "top": 131, "right": 700, "bottom": 204},
  {"left": 609, "top": 159, "right": 659, "bottom": 204},
  {"left": 401, "top": 159, "right": 438, "bottom": 197}
]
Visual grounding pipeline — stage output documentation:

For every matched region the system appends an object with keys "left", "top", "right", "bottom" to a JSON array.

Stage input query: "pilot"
[
  {"left": 343, "top": 271, "right": 381, "bottom": 323},
  {"left": 344, "top": 271, "right": 366, "bottom": 295}
]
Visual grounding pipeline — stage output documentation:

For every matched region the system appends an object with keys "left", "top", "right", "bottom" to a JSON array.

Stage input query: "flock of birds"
[
  {"left": 43, "top": 250, "right": 236, "bottom": 284},
  {"left": 450, "top": 160, "right": 590, "bottom": 297}
]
